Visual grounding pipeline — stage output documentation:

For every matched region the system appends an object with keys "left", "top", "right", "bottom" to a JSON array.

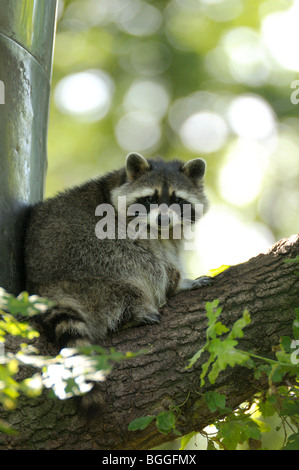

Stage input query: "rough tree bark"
[{"left": 0, "top": 233, "right": 298, "bottom": 450}]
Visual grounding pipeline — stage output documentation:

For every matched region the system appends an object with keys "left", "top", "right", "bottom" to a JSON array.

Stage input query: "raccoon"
[{"left": 24, "top": 153, "right": 211, "bottom": 350}]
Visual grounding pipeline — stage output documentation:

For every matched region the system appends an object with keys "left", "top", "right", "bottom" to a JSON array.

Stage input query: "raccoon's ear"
[
  {"left": 126, "top": 153, "right": 150, "bottom": 181},
  {"left": 182, "top": 158, "right": 206, "bottom": 183}
]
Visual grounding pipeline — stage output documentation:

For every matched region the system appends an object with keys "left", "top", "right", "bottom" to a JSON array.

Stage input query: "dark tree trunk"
[{"left": 0, "top": 233, "right": 298, "bottom": 450}]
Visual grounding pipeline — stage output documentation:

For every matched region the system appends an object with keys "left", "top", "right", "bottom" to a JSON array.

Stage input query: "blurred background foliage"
[{"left": 47, "top": 0, "right": 299, "bottom": 276}]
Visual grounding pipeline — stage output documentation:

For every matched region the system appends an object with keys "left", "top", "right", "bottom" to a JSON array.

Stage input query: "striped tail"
[{"left": 43, "top": 306, "right": 92, "bottom": 349}]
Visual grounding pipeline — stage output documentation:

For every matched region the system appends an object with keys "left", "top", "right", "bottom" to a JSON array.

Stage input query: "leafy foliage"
[
  {"left": 0, "top": 288, "right": 144, "bottom": 434},
  {"left": 205, "top": 391, "right": 226, "bottom": 413},
  {"left": 128, "top": 294, "right": 299, "bottom": 450},
  {"left": 187, "top": 297, "right": 299, "bottom": 450},
  {"left": 128, "top": 394, "right": 192, "bottom": 437},
  {"left": 186, "top": 299, "right": 251, "bottom": 386},
  {"left": 129, "top": 407, "right": 182, "bottom": 437}
]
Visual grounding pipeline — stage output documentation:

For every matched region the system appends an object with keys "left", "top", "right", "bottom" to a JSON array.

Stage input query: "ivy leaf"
[
  {"left": 209, "top": 338, "right": 248, "bottom": 369},
  {"left": 282, "top": 432, "right": 299, "bottom": 450},
  {"left": 281, "top": 399, "right": 299, "bottom": 416},
  {"left": 214, "top": 322, "right": 230, "bottom": 336},
  {"left": 186, "top": 345, "right": 206, "bottom": 370},
  {"left": 207, "top": 439, "right": 218, "bottom": 450},
  {"left": 207, "top": 339, "right": 249, "bottom": 384},
  {"left": 284, "top": 256, "right": 299, "bottom": 264},
  {"left": 228, "top": 310, "right": 251, "bottom": 340},
  {"left": 200, "top": 354, "right": 215, "bottom": 386},
  {"left": 205, "top": 391, "right": 226, "bottom": 412},
  {"left": 217, "top": 417, "right": 261, "bottom": 450},
  {"left": 258, "top": 399, "right": 276, "bottom": 418},
  {"left": 206, "top": 300, "right": 222, "bottom": 338},
  {"left": 187, "top": 301, "right": 251, "bottom": 385},
  {"left": 128, "top": 415, "right": 155, "bottom": 431},
  {"left": 156, "top": 411, "right": 177, "bottom": 435},
  {"left": 280, "top": 336, "right": 292, "bottom": 353}
]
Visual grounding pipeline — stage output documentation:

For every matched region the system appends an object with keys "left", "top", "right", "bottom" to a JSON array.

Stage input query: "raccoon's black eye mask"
[
  {"left": 136, "top": 190, "right": 193, "bottom": 207},
  {"left": 133, "top": 190, "right": 196, "bottom": 222},
  {"left": 170, "top": 193, "right": 186, "bottom": 207},
  {"left": 136, "top": 190, "right": 159, "bottom": 211}
]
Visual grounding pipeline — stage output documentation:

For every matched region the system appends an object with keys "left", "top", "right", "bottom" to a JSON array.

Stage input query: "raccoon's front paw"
[
  {"left": 134, "top": 308, "right": 160, "bottom": 325},
  {"left": 180, "top": 276, "right": 214, "bottom": 291},
  {"left": 144, "top": 311, "right": 160, "bottom": 324}
]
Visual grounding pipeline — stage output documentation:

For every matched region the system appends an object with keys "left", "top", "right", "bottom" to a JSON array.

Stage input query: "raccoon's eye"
[
  {"left": 145, "top": 195, "right": 155, "bottom": 204},
  {"left": 173, "top": 196, "right": 184, "bottom": 205}
]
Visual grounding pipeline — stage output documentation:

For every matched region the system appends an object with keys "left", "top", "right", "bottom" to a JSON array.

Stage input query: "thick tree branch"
[{"left": 1, "top": 234, "right": 299, "bottom": 450}]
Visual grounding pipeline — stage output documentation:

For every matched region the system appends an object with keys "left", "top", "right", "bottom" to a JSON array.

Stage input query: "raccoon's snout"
[{"left": 156, "top": 213, "right": 170, "bottom": 227}]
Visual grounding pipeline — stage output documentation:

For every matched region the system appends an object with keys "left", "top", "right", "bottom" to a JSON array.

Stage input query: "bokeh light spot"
[
  {"left": 227, "top": 94, "right": 277, "bottom": 141},
  {"left": 123, "top": 80, "right": 170, "bottom": 118},
  {"left": 179, "top": 111, "right": 228, "bottom": 154},
  {"left": 54, "top": 69, "right": 114, "bottom": 121},
  {"left": 115, "top": 111, "right": 161, "bottom": 152}
]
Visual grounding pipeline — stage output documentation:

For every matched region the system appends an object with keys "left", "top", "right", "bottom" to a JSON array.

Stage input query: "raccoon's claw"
[
  {"left": 143, "top": 311, "right": 161, "bottom": 324},
  {"left": 194, "top": 276, "right": 214, "bottom": 288},
  {"left": 136, "top": 309, "right": 160, "bottom": 325},
  {"left": 180, "top": 276, "right": 214, "bottom": 291}
]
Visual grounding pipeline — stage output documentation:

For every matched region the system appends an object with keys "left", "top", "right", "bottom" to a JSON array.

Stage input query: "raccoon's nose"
[{"left": 156, "top": 214, "right": 170, "bottom": 227}]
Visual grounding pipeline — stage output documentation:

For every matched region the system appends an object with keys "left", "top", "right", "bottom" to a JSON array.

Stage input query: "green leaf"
[
  {"left": 214, "top": 322, "right": 230, "bottom": 336},
  {"left": 282, "top": 433, "right": 299, "bottom": 450},
  {"left": 217, "top": 420, "right": 242, "bottom": 450},
  {"left": 186, "top": 344, "right": 206, "bottom": 370},
  {"left": 228, "top": 310, "right": 251, "bottom": 340},
  {"left": 206, "top": 300, "right": 222, "bottom": 337},
  {"left": 281, "top": 335, "right": 292, "bottom": 353},
  {"left": 254, "top": 363, "right": 271, "bottom": 380},
  {"left": 284, "top": 256, "right": 299, "bottom": 264},
  {"left": 207, "top": 439, "right": 218, "bottom": 450},
  {"left": 187, "top": 302, "right": 252, "bottom": 386},
  {"left": 258, "top": 399, "right": 276, "bottom": 418},
  {"left": 206, "top": 298, "right": 220, "bottom": 312},
  {"left": 252, "top": 418, "right": 271, "bottom": 434},
  {"left": 200, "top": 354, "right": 215, "bottom": 386},
  {"left": 209, "top": 338, "right": 248, "bottom": 369},
  {"left": 208, "top": 360, "right": 222, "bottom": 385},
  {"left": 156, "top": 411, "right": 177, "bottom": 435},
  {"left": 205, "top": 391, "right": 226, "bottom": 412},
  {"left": 281, "top": 399, "right": 299, "bottom": 416},
  {"left": 128, "top": 415, "right": 155, "bottom": 431},
  {"left": 217, "top": 416, "right": 261, "bottom": 450}
]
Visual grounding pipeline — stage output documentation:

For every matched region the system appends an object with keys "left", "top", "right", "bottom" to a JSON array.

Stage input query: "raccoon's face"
[{"left": 111, "top": 153, "right": 208, "bottom": 239}]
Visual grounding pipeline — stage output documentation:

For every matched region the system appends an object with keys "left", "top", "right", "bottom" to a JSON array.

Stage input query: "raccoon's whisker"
[
  {"left": 126, "top": 211, "right": 148, "bottom": 217},
  {"left": 180, "top": 207, "right": 193, "bottom": 217},
  {"left": 126, "top": 214, "right": 148, "bottom": 222}
]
